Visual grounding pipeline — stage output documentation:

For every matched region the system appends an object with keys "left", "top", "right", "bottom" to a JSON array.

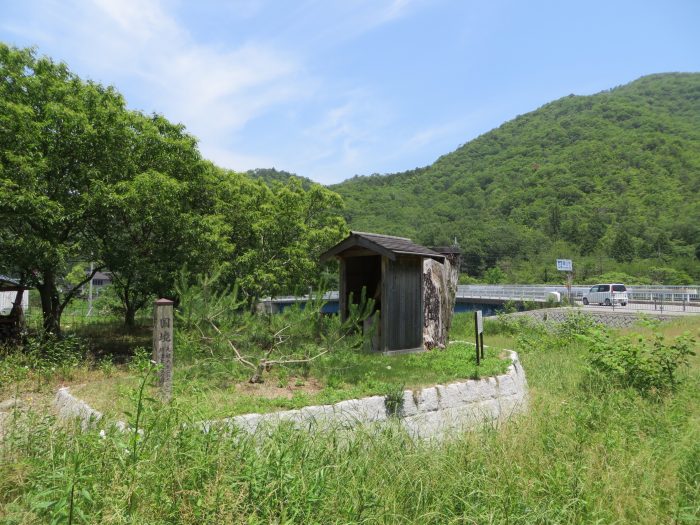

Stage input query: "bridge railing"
[
  {"left": 261, "top": 285, "right": 700, "bottom": 314},
  {"left": 457, "top": 284, "right": 700, "bottom": 310},
  {"left": 456, "top": 285, "right": 558, "bottom": 302}
]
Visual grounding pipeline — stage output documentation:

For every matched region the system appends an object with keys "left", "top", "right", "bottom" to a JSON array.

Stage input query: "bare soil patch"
[{"left": 234, "top": 377, "right": 324, "bottom": 399}]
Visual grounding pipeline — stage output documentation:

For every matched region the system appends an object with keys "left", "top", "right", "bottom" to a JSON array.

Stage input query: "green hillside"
[
  {"left": 247, "top": 168, "right": 316, "bottom": 190},
  {"left": 332, "top": 73, "right": 700, "bottom": 283}
]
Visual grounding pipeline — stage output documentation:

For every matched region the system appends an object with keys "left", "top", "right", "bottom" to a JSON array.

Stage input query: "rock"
[
  {"left": 0, "top": 398, "right": 24, "bottom": 411},
  {"left": 423, "top": 251, "right": 460, "bottom": 350}
]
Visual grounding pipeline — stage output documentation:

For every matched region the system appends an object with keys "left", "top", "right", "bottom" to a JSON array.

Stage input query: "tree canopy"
[{"left": 0, "top": 44, "right": 347, "bottom": 333}]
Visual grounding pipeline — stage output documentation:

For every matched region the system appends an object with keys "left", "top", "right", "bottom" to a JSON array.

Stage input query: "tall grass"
[{"left": 1, "top": 318, "right": 699, "bottom": 523}]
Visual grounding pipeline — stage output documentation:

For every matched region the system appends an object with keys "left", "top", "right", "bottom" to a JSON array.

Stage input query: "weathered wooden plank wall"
[{"left": 383, "top": 255, "right": 423, "bottom": 351}]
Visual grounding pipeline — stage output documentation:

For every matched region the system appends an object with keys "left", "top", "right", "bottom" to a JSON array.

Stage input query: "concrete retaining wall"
[
  {"left": 510, "top": 307, "right": 675, "bottom": 328},
  {"left": 54, "top": 350, "right": 528, "bottom": 440}
]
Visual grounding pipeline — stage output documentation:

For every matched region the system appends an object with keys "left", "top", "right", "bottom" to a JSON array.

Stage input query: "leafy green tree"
[
  {"left": 610, "top": 229, "right": 635, "bottom": 263},
  {"left": 0, "top": 44, "right": 133, "bottom": 333},
  {"left": 547, "top": 204, "right": 562, "bottom": 237},
  {"left": 228, "top": 178, "right": 347, "bottom": 302},
  {"left": 91, "top": 169, "right": 229, "bottom": 326},
  {"left": 0, "top": 45, "right": 232, "bottom": 332},
  {"left": 484, "top": 267, "right": 506, "bottom": 284}
]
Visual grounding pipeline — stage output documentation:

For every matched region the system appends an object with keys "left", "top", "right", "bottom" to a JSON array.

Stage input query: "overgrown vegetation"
[
  {"left": 1, "top": 315, "right": 698, "bottom": 523},
  {"left": 174, "top": 271, "right": 377, "bottom": 384},
  {"left": 583, "top": 329, "right": 695, "bottom": 396}
]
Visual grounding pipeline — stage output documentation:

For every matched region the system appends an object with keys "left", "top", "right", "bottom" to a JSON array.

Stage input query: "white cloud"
[
  {"left": 200, "top": 145, "right": 274, "bottom": 173},
  {"left": 379, "top": 0, "right": 423, "bottom": 23},
  {"left": 2, "top": 0, "right": 436, "bottom": 182},
  {"left": 404, "top": 123, "right": 458, "bottom": 150},
  {"left": 5, "top": 0, "right": 311, "bottom": 171},
  {"left": 85, "top": 0, "right": 309, "bottom": 161}
]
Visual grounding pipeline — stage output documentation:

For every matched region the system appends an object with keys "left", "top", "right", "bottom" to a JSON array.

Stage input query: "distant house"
[
  {"left": 0, "top": 275, "right": 28, "bottom": 340},
  {"left": 0, "top": 275, "right": 28, "bottom": 315},
  {"left": 90, "top": 271, "right": 113, "bottom": 289}
]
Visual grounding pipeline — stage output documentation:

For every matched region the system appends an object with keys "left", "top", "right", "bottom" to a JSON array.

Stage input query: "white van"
[{"left": 582, "top": 284, "right": 628, "bottom": 306}]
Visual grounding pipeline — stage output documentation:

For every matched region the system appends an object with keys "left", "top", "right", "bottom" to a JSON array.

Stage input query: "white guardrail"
[
  {"left": 266, "top": 286, "right": 699, "bottom": 305},
  {"left": 456, "top": 285, "right": 699, "bottom": 304}
]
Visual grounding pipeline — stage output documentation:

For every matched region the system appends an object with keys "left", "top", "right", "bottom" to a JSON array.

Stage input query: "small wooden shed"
[{"left": 320, "top": 232, "right": 445, "bottom": 354}]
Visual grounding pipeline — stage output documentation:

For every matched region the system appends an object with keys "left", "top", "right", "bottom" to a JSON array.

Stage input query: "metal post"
[
  {"left": 153, "top": 298, "right": 174, "bottom": 401},
  {"left": 87, "top": 261, "right": 94, "bottom": 317},
  {"left": 474, "top": 311, "right": 480, "bottom": 366}
]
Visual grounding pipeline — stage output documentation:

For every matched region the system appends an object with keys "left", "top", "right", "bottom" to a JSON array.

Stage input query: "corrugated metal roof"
[{"left": 0, "top": 275, "right": 20, "bottom": 286}]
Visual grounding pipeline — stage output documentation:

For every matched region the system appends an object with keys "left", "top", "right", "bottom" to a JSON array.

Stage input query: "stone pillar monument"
[{"left": 153, "top": 298, "right": 174, "bottom": 401}]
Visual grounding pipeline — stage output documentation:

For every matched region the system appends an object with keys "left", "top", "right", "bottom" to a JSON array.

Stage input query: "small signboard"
[
  {"left": 556, "top": 259, "right": 573, "bottom": 272},
  {"left": 474, "top": 310, "right": 485, "bottom": 365}
]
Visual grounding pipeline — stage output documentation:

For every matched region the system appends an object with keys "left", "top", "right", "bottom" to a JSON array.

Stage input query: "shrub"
[
  {"left": 383, "top": 383, "right": 405, "bottom": 417},
  {"left": 554, "top": 311, "right": 599, "bottom": 342},
  {"left": 582, "top": 329, "right": 695, "bottom": 396},
  {"left": 174, "top": 270, "right": 374, "bottom": 383},
  {"left": 0, "top": 333, "right": 91, "bottom": 390}
]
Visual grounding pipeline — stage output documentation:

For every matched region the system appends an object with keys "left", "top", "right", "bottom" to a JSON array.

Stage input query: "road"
[{"left": 574, "top": 301, "right": 700, "bottom": 315}]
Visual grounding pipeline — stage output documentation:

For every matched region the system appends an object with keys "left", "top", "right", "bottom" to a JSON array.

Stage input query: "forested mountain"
[
  {"left": 332, "top": 73, "right": 700, "bottom": 283},
  {"left": 247, "top": 168, "right": 316, "bottom": 189}
]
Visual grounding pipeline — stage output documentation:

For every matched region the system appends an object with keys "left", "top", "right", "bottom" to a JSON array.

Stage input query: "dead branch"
[{"left": 208, "top": 320, "right": 257, "bottom": 371}]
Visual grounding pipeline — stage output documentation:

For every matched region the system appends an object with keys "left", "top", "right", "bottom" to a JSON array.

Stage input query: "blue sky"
[{"left": 1, "top": 0, "right": 699, "bottom": 184}]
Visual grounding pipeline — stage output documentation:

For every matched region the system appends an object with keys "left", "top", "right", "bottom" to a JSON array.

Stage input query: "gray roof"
[{"left": 320, "top": 231, "right": 445, "bottom": 262}]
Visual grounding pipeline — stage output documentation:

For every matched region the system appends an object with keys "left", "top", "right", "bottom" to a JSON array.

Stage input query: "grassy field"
[
  {"left": 1, "top": 314, "right": 699, "bottom": 523},
  {"left": 69, "top": 340, "right": 510, "bottom": 421}
]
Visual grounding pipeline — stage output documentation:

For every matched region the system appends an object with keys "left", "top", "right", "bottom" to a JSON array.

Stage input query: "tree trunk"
[
  {"left": 123, "top": 287, "right": 136, "bottom": 328},
  {"left": 7, "top": 279, "right": 26, "bottom": 340},
  {"left": 37, "top": 271, "right": 62, "bottom": 335},
  {"left": 125, "top": 305, "right": 137, "bottom": 328}
]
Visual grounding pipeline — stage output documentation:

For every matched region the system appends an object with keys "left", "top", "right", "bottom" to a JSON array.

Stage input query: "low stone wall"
[
  {"left": 54, "top": 351, "right": 528, "bottom": 441},
  {"left": 54, "top": 387, "right": 127, "bottom": 431},
  {"left": 510, "top": 307, "right": 676, "bottom": 328}
]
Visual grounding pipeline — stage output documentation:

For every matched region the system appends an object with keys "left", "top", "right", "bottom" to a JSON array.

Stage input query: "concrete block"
[
  {"left": 299, "top": 404, "right": 335, "bottom": 428},
  {"left": 497, "top": 395, "right": 527, "bottom": 420},
  {"left": 497, "top": 374, "right": 517, "bottom": 397},
  {"left": 402, "top": 409, "right": 447, "bottom": 440},
  {"left": 416, "top": 387, "right": 439, "bottom": 412},
  {"left": 475, "top": 398, "right": 501, "bottom": 421},
  {"left": 401, "top": 390, "right": 418, "bottom": 417},
  {"left": 232, "top": 413, "right": 262, "bottom": 434},
  {"left": 54, "top": 387, "right": 103, "bottom": 429},
  {"left": 357, "top": 396, "right": 389, "bottom": 422},
  {"left": 333, "top": 399, "right": 366, "bottom": 427},
  {"left": 436, "top": 382, "right": 470, "bottom": 409},
  {"left": 271, "top": 409, "right": 303, "bottom": 427}
]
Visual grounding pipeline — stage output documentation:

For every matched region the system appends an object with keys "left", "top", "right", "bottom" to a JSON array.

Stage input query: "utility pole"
[{"left": 87, "top": 261, "right": 94, "bottom": 317}]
